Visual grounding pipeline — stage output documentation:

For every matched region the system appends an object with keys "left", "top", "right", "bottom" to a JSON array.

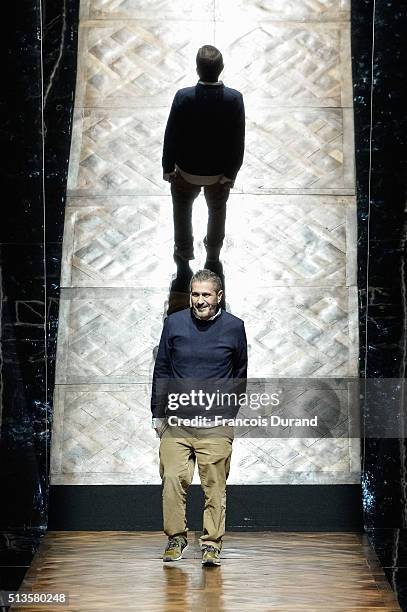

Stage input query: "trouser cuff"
[
  {"left": 199, "top": 540, "right": 222, "bottom": 551},
  {"left": 203, "top": 237, "right": 222, "bottom": 261},
  {"left": 174, "top": 247, "right": 194, "bottom": 262}
]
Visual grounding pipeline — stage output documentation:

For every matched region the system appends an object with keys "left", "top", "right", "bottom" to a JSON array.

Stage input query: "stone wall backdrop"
[
  {"left": 50, "top": 0, "right": 360, "bottom": 502},
  {"left": 1, "top": 0, "right": 407, "bottom": 608}
]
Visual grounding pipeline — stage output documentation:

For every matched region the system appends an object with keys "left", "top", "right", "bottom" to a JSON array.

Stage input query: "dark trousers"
[{"left": 170, "top": 172, "right": 231, "bottom": 261}]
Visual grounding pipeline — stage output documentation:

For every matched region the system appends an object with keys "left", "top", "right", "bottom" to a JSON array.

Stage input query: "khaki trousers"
[{"left": 159, "top": 424, "right": 234, "bottom": 550}]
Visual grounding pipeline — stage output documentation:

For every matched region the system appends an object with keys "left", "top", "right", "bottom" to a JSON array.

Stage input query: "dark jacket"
[
  {"left": 162, "top": 82, "right": 245, "bottom": 181},
  {"left": 151, "top": 308, "right": 248, "bottom": 418}
]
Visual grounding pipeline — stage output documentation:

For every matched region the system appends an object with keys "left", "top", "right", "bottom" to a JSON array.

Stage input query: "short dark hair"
[
  {"left": 190, "top": 269, "right": 223, "bottom": 293},
  {"left": 196, "top": 45, "right": 224, "bottom": 82}
]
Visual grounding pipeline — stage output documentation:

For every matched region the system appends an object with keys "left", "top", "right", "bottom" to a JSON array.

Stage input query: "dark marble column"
[
  {"left": 352, "top": 0, "right": 407, "bottom": 607},
  {"left": 0, "top": 0, "right": 79, "bottom": 591}
]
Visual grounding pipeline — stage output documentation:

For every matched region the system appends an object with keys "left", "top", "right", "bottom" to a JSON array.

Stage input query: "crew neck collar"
[
  {"left": 197, "top": 80, "right": 223, "bottom": 86},
  {"left": 191, "top": 307, "right": 222, "bottom": 322}
]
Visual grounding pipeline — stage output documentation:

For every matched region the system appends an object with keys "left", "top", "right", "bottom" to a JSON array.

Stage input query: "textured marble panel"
[
  {"left": 50, "top": 384, "right": 360, "bottom": 485},
  {"left": 81, "top": 0, "right": 215, "bottom": 21},
  {"left": 67, "top": 108, "right": 167, "bottom": 196},
  {"left": 60, "top": 196, "right": 174, "bottom": 288},
  {"left": 216, "top": 21, "right": 352, "bottom": 108},
  {"left": 226, "top": 286, "right": 358, "bottom": 378},
  {"left": 51, "top": 384, "right": 159, "bottom": 484},
  {"left": 55, "top": 286, "right": 357, "bottom": 383},
  {"left": 55, "top": 288, "right": 167, "bottom": 384},
  {"left": 67, "top": 107, "right": 355, "bottom": 195},
  {"left": 219, "top": 195, "right": 357, "bottom": 288},
  {"left": 215, "top": 0, "right": 350, "bottom": 22},
  {"left": 75, "top": 19, "right": 351, "bottom": 109},
  {"left": 229, "top": 437, "right": 360, "bottom": 484},
  {"left": 61, "top": 194, "right": 356, "bottom": 288},
  {"left": 75, "top": 20, "right": 214, "bottom": 108},
  {"left": 241, "top": 107, "right": 355, "bottom": 193}
]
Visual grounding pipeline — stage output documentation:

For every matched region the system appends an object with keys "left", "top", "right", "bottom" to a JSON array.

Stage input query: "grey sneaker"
[
  {"left": 163, "top": 536, "right": 188, "bottom": 562},
  {"left": 202, "top": 545, "right": 221, "bottom": 566}
]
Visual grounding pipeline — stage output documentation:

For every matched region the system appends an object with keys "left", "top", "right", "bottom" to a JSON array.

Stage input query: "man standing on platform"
[
  {"left": 151, "top": 269, "right": 247, "bottom": 566},
  {"left": 162, "top": 45, "right": 245, "bottom": 278}
]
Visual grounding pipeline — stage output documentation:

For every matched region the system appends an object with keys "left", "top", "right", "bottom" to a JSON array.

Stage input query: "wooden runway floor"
[{"left": 13, "top": 532, "right": 400, "bottom": 611}]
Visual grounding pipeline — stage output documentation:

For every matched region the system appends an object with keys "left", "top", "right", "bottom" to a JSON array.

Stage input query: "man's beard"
[{"left": 193, "top": 303, "right": 217, "bottom": 319}]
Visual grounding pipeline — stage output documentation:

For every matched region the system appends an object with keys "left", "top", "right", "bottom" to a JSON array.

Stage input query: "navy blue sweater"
[
  {"left": 162, "top": 82, "right": 245, "bottom": 181},
  {"left": 151, "top": 308, "right": 247, "bottom": 418}
]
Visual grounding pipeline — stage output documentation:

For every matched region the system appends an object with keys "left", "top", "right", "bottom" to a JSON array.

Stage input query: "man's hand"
[
  {"left": 152, "top": 417, "right": 167, "bottom": 438},
  {"left": 163, "top": 171, "right": 177, "bottom": 182},
  {"left": 219, "top": 175, "right": 234, "bottom": 188}
]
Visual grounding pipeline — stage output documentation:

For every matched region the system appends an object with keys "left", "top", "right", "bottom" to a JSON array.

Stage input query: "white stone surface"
[
  {"left": 215, "top": 0, "right": 350, "bottom": 22},
  {"left": 51, "top": 0, "right": 359, "bottom": 485},
  {"left": 75, "top": 20, "right": 215, "bottom": 108},
  {"left": 60, "top": 194, "right": 355, "bottom": 288},
  {"left": 216, "top": 21, "right": 352, "bottom": 108},
  {"left": 51, "top": 384, "right": 360, "bottom": 485},
  {"left": 54, "top": 286, "right": 357, "bottom": 384},
  {"left": 67, "top": 107, "right": 355, "bottom": 195}
]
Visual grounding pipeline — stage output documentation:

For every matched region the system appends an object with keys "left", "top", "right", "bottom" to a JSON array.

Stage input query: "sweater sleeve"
[
  {"left": 233, "top": 321, "right": 248, "bottom": 380},
  {"left": 224, "top": 93, "right": 245, "bottom": 181},
  {"left": 227, "top": 321, "right": 247, "bottom": 417},
  {"left": 162, "top": 92, "right": 181, "bottom": 174},
  {"left": 151, "top": 318, "right": 172, "bottom": 418}
]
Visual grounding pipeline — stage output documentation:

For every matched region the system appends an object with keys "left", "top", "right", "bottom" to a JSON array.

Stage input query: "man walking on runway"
[
  {"left": 151, "top": 269, "right": 247, "bottom": 566},
  {"left": 162, "top": 45, "right": 245, "bottom": 278}
]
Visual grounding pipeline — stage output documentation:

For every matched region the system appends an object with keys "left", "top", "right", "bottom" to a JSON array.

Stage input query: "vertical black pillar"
[
  {"left": 0, "top": 0, "right": 79, "bottom": 591},
  {"left": 352, "top": 0, "right": 407, "bottom": 606}
]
